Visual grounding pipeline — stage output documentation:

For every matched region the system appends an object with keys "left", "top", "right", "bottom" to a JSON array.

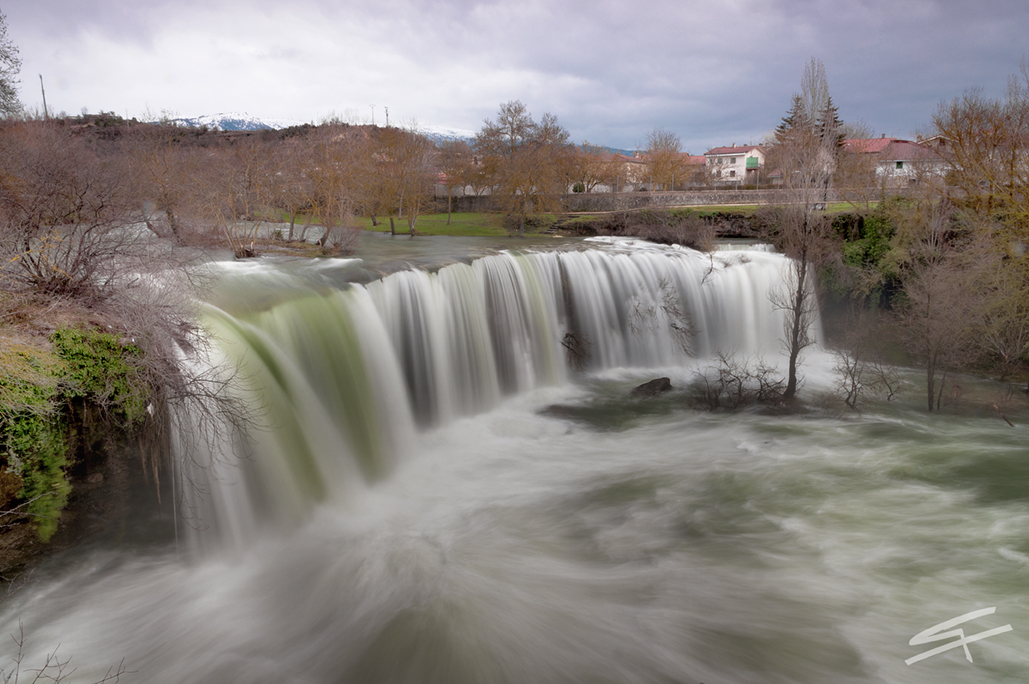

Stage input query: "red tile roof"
[
  {"left": 705, "top": 145, "right": 764, "bottom": 156},
  {"left": 845, "top": 138, "right": 940, "bottom": 162},
  {"left": 844, "top": 138, "right": 901, "bottom": 154}
]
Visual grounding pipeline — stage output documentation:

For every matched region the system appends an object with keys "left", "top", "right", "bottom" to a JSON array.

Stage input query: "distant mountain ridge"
[
  {"left": 169, "top": 112, "right": 477, "bottom": 143},
  {"left": 166, "top": 114, "right": 636, "bottom": 151}
]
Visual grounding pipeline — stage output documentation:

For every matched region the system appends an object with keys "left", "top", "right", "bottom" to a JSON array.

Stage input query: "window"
[
  {"left": 729, "top": 157, "right": 736, "bottom": 164},
  {"left": 896, "top": 161, "right": 904, "bottom": 169},
  {"left": 729, "top": 170, "right": 736, "bottom": 178}
]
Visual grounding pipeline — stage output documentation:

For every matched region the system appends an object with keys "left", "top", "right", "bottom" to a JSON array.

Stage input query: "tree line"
[{"left": 759, "top": 58, "right": 1029, "bottom": 412}]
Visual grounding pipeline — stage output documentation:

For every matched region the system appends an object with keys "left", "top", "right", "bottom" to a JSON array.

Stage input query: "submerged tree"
[
  {"left": 125, "top": 125, "right": 203, "bottom": 244},
  {"left": 306, "top": 124, "right": 370, "bottom": 249},
  {"left": 895, "top": 199, "right": 983, "bottom": 411},
  {"left": 205, "top": 136, "right": 274, "bottom": 258},
  {"left": 766, "top": 59, "right": 842, "bottom": 399}
]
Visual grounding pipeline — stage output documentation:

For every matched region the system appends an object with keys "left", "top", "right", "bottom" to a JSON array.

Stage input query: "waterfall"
[
  {"left": 182, "top": 242, "right": 813, "bottom": 548},
  {"left": 11, "top": 242, "right": 1027, "bottom": 684}
]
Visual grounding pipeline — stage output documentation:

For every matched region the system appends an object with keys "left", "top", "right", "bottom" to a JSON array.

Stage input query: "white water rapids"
[{"left": 1, "top": 239, "right": 1027, "bottom": 683}]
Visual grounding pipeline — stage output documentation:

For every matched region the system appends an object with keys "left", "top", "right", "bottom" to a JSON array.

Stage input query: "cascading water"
[
  {"left": 2, "top": 239, "right": 1026, "bottom": 684},
  {"left": 181, "top": 243, "right": 799, "bottom": 546}
]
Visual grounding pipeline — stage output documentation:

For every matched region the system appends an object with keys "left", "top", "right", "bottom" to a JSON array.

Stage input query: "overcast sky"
[{"left": 5, "top": 0, "right": 1028, "bottom": 152}]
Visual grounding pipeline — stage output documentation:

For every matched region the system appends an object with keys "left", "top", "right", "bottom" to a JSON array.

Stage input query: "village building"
[
  {"left": 703, "top": 144, "right": 766, "bottom": 185},
  {"left": 843, "top": 136, "right": 944, "bottom": 186}
]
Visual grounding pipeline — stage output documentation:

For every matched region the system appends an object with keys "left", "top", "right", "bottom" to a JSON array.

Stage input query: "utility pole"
[
  {"left": 370, "top": 104, "right": 375, "bottom": 125},
  {"left": 39, "top": 75, "right": 49, "bottom": 120},
  {"left": 384, "top": 106, "right": 389, "bottom": 128}
]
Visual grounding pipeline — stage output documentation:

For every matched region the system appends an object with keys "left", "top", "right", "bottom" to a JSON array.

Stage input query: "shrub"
[
  {"left": 50, "top": 327, "right": 148, "bottom": 425},
  {"left": 0, "top": 342, "right": 70, "bottom": 541}
]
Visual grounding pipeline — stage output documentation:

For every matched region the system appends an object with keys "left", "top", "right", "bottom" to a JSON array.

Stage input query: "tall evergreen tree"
[
  {"left": 774, "top": 95, "right": 811, "bottom": 144},
  {"left": 817, "top": 96, "right": 844, "bottom": 151}
]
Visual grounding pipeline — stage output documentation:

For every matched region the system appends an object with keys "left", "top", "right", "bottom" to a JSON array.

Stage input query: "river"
[{"left": 1, "top": 236, "right": 1026, "bottom": 683}]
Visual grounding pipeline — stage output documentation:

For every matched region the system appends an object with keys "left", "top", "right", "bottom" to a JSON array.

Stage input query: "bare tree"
[
  {"left": 373, "top": 126, "right": 436, "bottom": 235},
  {"left": 475, "top": 101, "right": 572, "bottom": 236},
  {"left": 931, "top": 59, "right": 1029, "bottom": 387},
  {"left": 688, "top": 352, "right": 785, "bottom": 411},
  {"left": 2, "top": 622, "right": 129, "bottom": 683},
  {"left": 124, "top": 125, "right": 203, "bottom": 244},
  {"left": 268, "top": 136, "right": 313, "bottom": 242},
  {"left": 0, "top": 11, "right": 20, "bottom": 117},
  {"left": 644, "top": 128, "right": 685, "bottom": 191},
  {"left": 437, "top": 139, "right": 472, "bottom": 223},
  {"left": 765, "top": 59, "right": 843, "bottom": 399},
  {"left": 305, "top": 124, "right": 370, "bottom": 249},
  {"left": 895, "top": 199, "right": 982, "bottom": 410},
  {"left": 831, "top": 309, "right": 900, "bottom": 409},
  {"left": 569, "top": 141, "right": 616, "bottom": 193},
  {"left": 204, "top": 136, "right": 273, "bottom": 258},
  {"left": 0, "top": 123, "right": 141, "bottom": 300}
]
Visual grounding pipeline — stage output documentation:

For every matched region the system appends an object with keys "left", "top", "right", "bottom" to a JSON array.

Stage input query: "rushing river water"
[{"left": 2, "top": 237, "right": 1027, "bottom": 684}]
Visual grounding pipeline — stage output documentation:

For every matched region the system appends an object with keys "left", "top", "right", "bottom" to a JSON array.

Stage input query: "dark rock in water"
[
  {"left": 540, "top": 404, "right": 579, "bottom": 419},
  {"left": 631, "top": 377, "right": 672, "bottom": 398}
]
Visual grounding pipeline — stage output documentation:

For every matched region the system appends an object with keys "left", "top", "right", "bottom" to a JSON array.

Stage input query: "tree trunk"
[
  {"left": 142, "top": 217, "right": 161, "bottom": 238},
  {"left": 926, "top": 361, "right": 936, "bottom": 412},
  {"left": 389, "top": 217, "right": 395, "bottom": 236},
  {"left": 782, "top": 257, "right": 808, "bottom": 400},
  {"left": 165, "top": 206, "right": 182, "bottom": 243}
]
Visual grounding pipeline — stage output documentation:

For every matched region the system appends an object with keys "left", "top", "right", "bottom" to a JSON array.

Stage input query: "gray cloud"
[{"left": 6, "top": 0, "right": 1029, "bottom": 150}]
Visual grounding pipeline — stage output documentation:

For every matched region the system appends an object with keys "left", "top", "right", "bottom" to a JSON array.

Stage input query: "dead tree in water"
[{"left": 765, "top": 59, "right": 842, "bottom": 399}]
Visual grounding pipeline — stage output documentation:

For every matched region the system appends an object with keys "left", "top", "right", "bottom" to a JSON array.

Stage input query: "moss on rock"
[{"left": 0, "top": 327, "right": 150, "bottom": 541}]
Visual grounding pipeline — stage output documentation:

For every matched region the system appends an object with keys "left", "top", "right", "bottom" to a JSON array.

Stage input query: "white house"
[{"left": 703, "top": 144, "right": 766, "bottom": 185}]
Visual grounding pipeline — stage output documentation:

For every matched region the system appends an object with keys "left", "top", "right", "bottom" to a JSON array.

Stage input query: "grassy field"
[
  {"left": 665, "top": 201, "right": 870, "bottom": 214},
  {"left": 356, "top": 212, "right": 512, "bottom": 237},
  {"left": 271, "top": 202, "right": 874, "bottom": 241}
]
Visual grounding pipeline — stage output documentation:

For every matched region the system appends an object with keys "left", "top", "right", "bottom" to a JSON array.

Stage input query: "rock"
[
  {"left": 631, "top": 377, "right": 672, "bottom": 398},
  {"left": 86, "top": 472, "right": 104, "bottom": 484},
  {"left": 539, "top": 404, "right": 578, "bottom": 419}
]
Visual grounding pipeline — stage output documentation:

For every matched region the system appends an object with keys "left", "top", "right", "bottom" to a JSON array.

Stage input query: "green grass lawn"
[
  {"left": 357, "top": 212, "right": 511, "bottom": 237},
  {"left": 272, "top": 202, "right": 877, "bottom": 242}
]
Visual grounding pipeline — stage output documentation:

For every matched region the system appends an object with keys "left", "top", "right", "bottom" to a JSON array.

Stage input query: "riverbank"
[{"left": 0, "top": 294, "right": 170, "bottom": 588}]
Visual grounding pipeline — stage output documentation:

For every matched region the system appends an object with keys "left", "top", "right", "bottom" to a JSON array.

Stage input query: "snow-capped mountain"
[
  {"left": 169, "top": 112, "right": 309, "bottom": 131},
  {"left": 417, "top": 124, "right": 477, "bottom": 144}
]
